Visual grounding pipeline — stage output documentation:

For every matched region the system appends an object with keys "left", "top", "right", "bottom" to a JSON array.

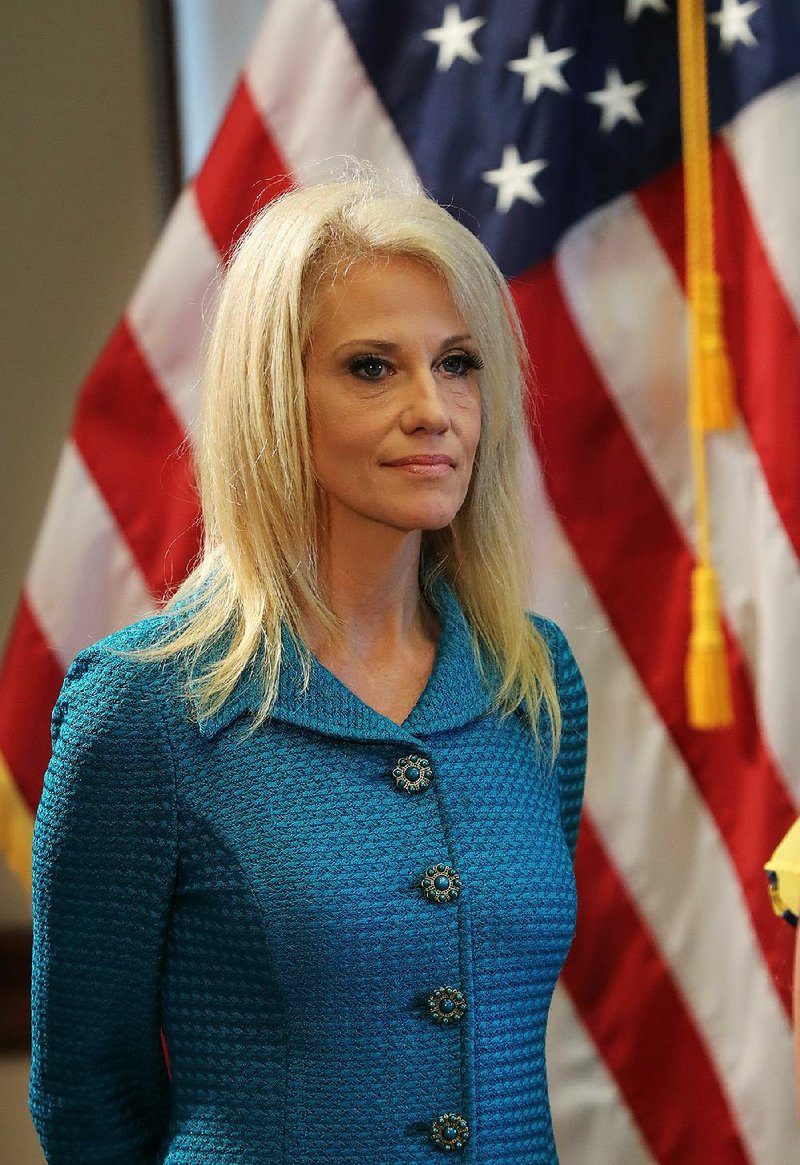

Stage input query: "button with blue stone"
[
  {"left": 420, "top": 863, "right": 461, "bottom": 903},
  {"left": 392, "top": 754, "right": 432, "bottom": 794},
  {"left": 428, "top": 985, "right": 467, "bottom": 1024},
  {"left": 430, "top": 1113, "right": 469, "bottom": 1151}
]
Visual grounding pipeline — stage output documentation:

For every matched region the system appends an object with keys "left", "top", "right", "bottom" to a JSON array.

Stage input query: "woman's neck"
[
  {"left": 300, "top": 509, "right": 442, "bottom": 723},
  {"left": 320, "top": 530, "right": 426, "bottom": 647},
  {"left": 306, "top": 523, "right": 440, "bottom": 724}
]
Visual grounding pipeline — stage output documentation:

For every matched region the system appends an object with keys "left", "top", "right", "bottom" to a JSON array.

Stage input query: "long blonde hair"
[{"left": 151, "top": 178, "right": 560, "bottom": 747}]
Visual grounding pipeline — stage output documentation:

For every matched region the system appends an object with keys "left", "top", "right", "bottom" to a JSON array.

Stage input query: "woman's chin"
[{"left": 387, "top": 505, "right": 462, "bottom": 533}]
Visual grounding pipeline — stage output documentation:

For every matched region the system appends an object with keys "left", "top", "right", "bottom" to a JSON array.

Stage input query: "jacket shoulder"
[
  {"left": 53, "top": 612, "right": 185, "bottom": 746},
  {"left": 527, "top": 613, "right": 587, "bottom": 860},
  {"left": 527, "top": 613, "right": 586, "bottom": 707}
]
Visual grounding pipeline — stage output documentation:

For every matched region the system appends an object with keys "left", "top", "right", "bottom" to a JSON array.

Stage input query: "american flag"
[{"left": 2, "top": 0, "right": 799, "bottom": 1160}]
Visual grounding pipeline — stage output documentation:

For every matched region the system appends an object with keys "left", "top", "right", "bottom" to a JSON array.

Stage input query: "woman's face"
[{"left": 304, "top": 255, "right": 482, "bottom": 541}]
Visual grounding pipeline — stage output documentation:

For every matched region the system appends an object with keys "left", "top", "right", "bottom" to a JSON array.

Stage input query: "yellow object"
[
  {"left": 678, "top": 0, "right": 735, "bottom": 728},
  {"left": 765, "top": 818, "right": 800, "bottom": 922},
  {"left": 678, "top": 0, "right": 736, "bottom": 433},
  {"left": 0, "top": 749, "right": 34, "bottom": 896},
  {"left": 690, "top": 271, "right": 735, "bottom": 430},
  {"left": 686, "top": 565, "right": 732, "bottom": 728}
]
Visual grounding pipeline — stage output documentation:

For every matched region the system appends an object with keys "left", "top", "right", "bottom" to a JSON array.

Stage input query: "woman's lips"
[{"left": 383, "top": 455, "right": 455, "bottom": 477}]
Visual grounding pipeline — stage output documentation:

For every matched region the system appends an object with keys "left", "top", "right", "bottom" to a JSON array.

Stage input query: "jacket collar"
[{"left": 196, "top": 579, "right": 497, "bottom": 743}]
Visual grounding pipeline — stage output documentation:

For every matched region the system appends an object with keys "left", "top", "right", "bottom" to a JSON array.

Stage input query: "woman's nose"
[{"left": 400, "top": 367, "right": 450, "bottom": 433}]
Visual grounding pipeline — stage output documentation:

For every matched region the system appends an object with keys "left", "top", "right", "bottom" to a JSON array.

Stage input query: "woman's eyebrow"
[
  {"left": 333, "top": 339, "right": 400, "bottom": 355},
  {"left": 333, "top": 333, "right": 474, "bottom": 355}
]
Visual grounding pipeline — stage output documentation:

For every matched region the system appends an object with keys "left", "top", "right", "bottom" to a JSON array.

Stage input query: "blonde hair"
[{"left": 152, "top": 178, "right": 560, "bottom": 747}]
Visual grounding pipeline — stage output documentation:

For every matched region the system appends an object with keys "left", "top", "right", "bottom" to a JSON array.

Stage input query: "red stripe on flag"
[
  {"left": 633, "top": 165, "right": 687, "bottom": 286},
  {"left": 636, "top": 144, "right": 800, "bottom": 561},
  {"left": 194, "top": 79, "right": 294, "bottom": 260},
  {"left": 565, "top": 819, "right": 751, "bottom": 1163},
  {"left": 514, "top": 261, "right": 797, "bottom": 1013},
  {"left": 71, "top": 319, "right": 202, "bottom": 602},
  {"left": 0, "top": 597, "right": 64, "bottom": 812}
]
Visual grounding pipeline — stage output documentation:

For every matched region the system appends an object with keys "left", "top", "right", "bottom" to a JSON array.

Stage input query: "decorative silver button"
[
  {"left": 428, "top": 985, "right": 467, "bottom": 1024},
  {"left": 392, "top": 754, "right": 432, "bottom": 793},
  {"left": 420, "top": 863, "right": 461, "bottom": 903},
  {"left": 430, "top": 1113, "right": 470, "bottom": 1151}
]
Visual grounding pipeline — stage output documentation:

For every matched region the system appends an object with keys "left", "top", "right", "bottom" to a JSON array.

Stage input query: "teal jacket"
[{"left": 30, "top": 583, "right": 587, "bottom": 1164}]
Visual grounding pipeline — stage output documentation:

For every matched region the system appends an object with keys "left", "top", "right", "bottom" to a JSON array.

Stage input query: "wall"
[{"left": 0, "top": 2, "right": 160, "bottom": 1159}]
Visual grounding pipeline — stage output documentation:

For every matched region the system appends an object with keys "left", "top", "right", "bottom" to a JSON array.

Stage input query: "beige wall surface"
[{"left": 1, "top": 2, "right": 161, "bottom": 1160}]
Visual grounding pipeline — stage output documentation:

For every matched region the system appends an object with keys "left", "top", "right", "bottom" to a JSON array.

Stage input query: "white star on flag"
[
  {"left": 587, "top": 67, "right": 647, "bottom": 133},
  {"left": 709, "top": 0, "right": 760, "bottom": 51},
  {"left": 625, "top": 0, "right": 669, "bottom": 20},
  {"left": 507, "top": 36, "right": 575, "bottom": 104},
  {"left": 482, "top": 145, "right": 547, "bottom": 213},
  {"left": 422, "top": 4, "right": 486, "bottom": 72}
]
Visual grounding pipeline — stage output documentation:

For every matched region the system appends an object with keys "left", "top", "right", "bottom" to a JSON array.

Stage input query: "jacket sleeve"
[
  {"left": 533, "top": 616, "right": 588, "bottom": 862},
  {"left": 29, "top": 645, "right": 178, "bottom": 1164}
]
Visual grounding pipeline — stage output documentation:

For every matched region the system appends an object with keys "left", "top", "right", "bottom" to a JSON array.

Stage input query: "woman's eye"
[
  {"left": 349, "top": 355, "right": 390, "bottom": 380},
  {"left": 439, "top": 351, "right": 484, "bottom": 377}
]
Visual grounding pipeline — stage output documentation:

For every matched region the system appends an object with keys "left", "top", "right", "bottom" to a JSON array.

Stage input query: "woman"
[{"left": 30, "top": 180, "right": 588, "bottom": 1163}]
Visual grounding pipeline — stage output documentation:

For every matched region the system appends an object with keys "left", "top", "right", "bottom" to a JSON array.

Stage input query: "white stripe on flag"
[
  {"left": 547, "top": 985, "right": 658, "bottom": 1165},
  {"left": 245, "top": 0, "right": 419, "bottom": 188},
  {"left": 724, "top": 76, "right": 800, "bottom": 328},
  {"left": 27, "top": 442, "right": 154, "bottom": 669},
  {"left": 127, "top": 187, "right": 221, "bottom": 434},
  {"left": 524, "top": 446, "right": 800, "bottom": 1165},
  {"left": 555, "top": 193, "right": 800, "bottom": 807}
]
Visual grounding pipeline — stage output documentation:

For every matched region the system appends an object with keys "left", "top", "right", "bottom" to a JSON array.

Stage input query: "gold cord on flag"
[
  {"left": 0, "top": 752, "right": 33, "bottom": 895},
  {"left": 678, "top": 0, "right": 735, "bottom": 728}
]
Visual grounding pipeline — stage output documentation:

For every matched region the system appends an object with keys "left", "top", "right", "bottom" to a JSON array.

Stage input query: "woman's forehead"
[{"left": 308, "top": 255, "right": 464, "bottom": 339}]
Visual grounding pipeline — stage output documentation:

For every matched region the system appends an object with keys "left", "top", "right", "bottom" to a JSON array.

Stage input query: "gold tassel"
[
  {"left": 686, "top": 564, "right": 733, "bottom": 728},
  {"left": 679, "top": 0, "right": 736, "bottom": 727},
  {"left": 691, "top": 271, "right": 735, "bottom": 431}
]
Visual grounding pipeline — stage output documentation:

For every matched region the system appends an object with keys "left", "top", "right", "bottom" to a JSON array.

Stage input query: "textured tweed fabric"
[{"left": 30, "top": 582, "right": 587, "bottom": 1164}]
